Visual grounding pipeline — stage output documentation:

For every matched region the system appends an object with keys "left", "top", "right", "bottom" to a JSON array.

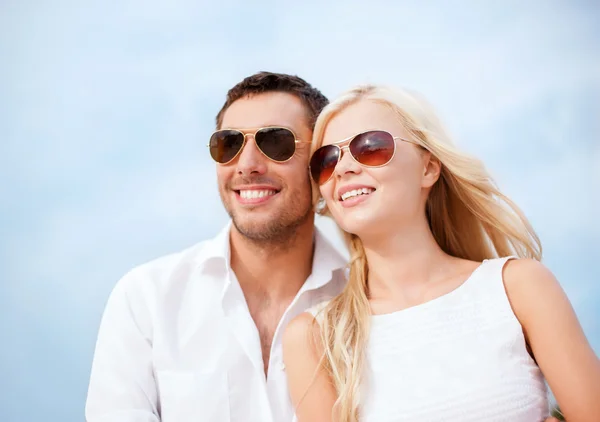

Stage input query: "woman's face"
[{"left": 318, "top": 99, "right": 438, "bottom": 238}]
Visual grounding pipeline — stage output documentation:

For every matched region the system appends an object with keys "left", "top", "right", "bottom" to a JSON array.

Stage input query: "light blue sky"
[{"left": 1, "top": 1, "right": 599, "bottom": 421}]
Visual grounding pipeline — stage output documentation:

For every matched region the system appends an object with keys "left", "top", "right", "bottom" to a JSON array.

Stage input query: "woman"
[{"left": 282, "top": 85, "right": 600, "bottom": 421}]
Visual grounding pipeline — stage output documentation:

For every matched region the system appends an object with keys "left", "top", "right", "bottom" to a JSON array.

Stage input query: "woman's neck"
[{"left": 361, "top": 216, "right": 452, "bottom": 302}]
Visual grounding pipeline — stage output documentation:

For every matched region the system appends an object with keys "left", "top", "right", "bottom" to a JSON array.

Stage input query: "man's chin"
[
  {"left": 227, "top": 197, "right": 313, "bottom": 242},
  {"left": 231, "top": 211, "right": 310, "bottom": 243},
  {"left": 231, "top": 212, "right": 274, "bottom": 232}
]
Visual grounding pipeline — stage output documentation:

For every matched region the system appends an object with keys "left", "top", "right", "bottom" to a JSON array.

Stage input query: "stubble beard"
[{"left": 220, "top": 183, "right": 314, "bottom": 250}]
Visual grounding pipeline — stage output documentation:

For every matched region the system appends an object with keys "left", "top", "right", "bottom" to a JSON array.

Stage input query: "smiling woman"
[{"left": 283, "top": 84, "right": 600, "bottom": 422}]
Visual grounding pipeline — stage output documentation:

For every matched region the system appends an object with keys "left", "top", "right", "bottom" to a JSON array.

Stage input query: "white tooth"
[
  {"left": 240, "top": 189, "right": 277, "bottom": 199},
  {"left": 341, "top": 188, "right": 375, "bottom": 201}
]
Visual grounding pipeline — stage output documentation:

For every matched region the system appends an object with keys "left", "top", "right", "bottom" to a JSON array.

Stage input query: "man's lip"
[{"left": 337, "top": 184, "right": 376, "bottom": 200}]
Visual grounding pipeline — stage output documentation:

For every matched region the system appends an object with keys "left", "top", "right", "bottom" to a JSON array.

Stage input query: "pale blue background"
[{"left": 1, "top": 1, "right": 599, "bottom": 421}]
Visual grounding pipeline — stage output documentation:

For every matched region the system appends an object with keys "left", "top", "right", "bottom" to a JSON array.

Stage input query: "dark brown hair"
[{"left": 215, "top": 71, "right": 329, "bottom": 130}]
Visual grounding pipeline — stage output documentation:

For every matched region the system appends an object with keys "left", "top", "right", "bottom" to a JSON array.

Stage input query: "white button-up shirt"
[{"left": 86, "top": 222, "right": 347, "bottom": 422}]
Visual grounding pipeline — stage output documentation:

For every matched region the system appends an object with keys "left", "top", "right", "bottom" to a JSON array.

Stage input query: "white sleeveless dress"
[{"left": 307, "top": 257, "right": 549, "bottom": 421}]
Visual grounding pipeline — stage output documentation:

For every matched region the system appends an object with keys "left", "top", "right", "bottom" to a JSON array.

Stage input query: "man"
[{"left": 85, "top": 71, "right": 348, "bottom": 422}]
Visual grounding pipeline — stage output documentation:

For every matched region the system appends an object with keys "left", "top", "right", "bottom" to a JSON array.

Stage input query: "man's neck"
[
  {"left": 229, "top": 220, "right": 316, "bottom": 301},
  {"left": 229, "top": 220, "right": 316, "bottom": 377}
]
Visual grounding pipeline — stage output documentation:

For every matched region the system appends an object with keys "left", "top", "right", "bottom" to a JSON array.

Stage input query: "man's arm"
[{"left": 85, "top": 271, "right": 159, "bottom": 422}]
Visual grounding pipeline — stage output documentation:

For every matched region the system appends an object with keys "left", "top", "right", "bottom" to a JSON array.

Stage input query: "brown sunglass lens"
[
  {"left": 350, "top": 130, "right": 395, "bottom": 166},
  {"left": 209, "top": 130, "right": 245, "bottom": 163},
  {"left": 310, "top": 145, "right": 340, "bottom": 185},
  {"left": 255, "top": 127, "right": 296, "bottom": 162}
]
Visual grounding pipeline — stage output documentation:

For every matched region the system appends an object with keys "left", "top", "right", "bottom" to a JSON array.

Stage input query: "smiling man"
[{"left": 85, "top": 72, "right": 348, "bottom": 422}]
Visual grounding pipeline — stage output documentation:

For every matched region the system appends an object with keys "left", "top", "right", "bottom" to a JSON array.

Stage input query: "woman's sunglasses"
[
  {"left": 208, "top": 126, "right": 310, "bottom": 164},
  {"left": 309, "top": 130, "right": 415, "bottom": 185}
]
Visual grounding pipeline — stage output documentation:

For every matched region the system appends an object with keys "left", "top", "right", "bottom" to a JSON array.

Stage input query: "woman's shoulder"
[
  {"left": 503, "top": 256, "right": 551, "bottom": 277},
  {"left": 305, "top": 300, "right": 331, "bottom": 319},
  {"left": 283, "top": 301, "right": 331, "bottom": 354},
  {"left": 501, "top": 257, "right": 557, "bottom": 294},
  {"left": 499, "top": 257, "right": 564, "bottom": 324}
]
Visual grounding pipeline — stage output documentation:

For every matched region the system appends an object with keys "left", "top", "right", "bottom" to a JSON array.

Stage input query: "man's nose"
[{"left": 235, "top": 136, "right": 268, "bottom": 176}]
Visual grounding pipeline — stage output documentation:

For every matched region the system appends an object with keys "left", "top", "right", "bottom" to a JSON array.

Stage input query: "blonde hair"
[{"left": 311, "top": 85, "right": 541, "bottom": 421}]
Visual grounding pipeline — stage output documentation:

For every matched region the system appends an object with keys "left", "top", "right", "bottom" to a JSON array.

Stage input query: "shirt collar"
[
  {"left": 194, "top": 220, "right": 232, "bottom": 276},
  {"left": 194, "top": 220, "right": 348, "bottom": 289},
  {"left": 304, "top": 225, "right": 348, "bottom": 291}
]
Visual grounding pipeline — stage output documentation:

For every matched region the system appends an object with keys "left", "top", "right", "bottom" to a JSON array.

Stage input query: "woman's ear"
[{"left": 422, "top": 152, "right": 442, "bottom": 188}]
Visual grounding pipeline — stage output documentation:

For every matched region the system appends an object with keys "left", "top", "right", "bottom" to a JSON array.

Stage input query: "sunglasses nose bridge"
[
  {"left": 241, "top": 132, "right": 255, "bottom": 141},
  {"left": 336, "top": 144, "right": 350, "bottom": 161}
]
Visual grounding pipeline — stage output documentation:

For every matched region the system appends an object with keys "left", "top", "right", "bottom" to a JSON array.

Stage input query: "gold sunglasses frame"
[
  {"left": 208, "top": 126, "right": 311, "bottom": 165},
  {"left": 309, "top": 130, "right": 418, "bottom": 185}
]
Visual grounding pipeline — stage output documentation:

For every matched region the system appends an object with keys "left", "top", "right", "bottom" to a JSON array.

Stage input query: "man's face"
[{"left": 216, "top": 92, "right": 314, "bottom": 242}]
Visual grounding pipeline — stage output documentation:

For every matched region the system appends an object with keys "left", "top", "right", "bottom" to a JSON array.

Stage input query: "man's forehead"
[{"left": 220, "top": 92, "right": 310, "bottom": 132}]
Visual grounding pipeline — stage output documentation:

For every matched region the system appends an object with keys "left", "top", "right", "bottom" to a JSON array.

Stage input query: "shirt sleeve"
[{"left": 85, "top": 270, "right": 160, "bottom": 422}]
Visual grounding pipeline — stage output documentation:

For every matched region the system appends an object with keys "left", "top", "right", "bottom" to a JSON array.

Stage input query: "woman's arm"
[
  {"left": 282, "top": 312, "right": 338, "bottom": 422},
  {"left": 504, "top": 258, "right": 600, "bottom": 421}
]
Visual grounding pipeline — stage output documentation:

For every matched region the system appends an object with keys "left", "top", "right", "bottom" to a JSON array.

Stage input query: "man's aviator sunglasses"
[{"left": 208, "top": 127, "right": 310, "bottom": 164}]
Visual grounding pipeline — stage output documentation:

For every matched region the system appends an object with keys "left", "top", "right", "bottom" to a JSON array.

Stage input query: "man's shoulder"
[
  {"left": 97, "top": 231, "right": 229, "bottom": 341},
  {"left": 115, "top": 236, "right": 220, "bottom": 295}
]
